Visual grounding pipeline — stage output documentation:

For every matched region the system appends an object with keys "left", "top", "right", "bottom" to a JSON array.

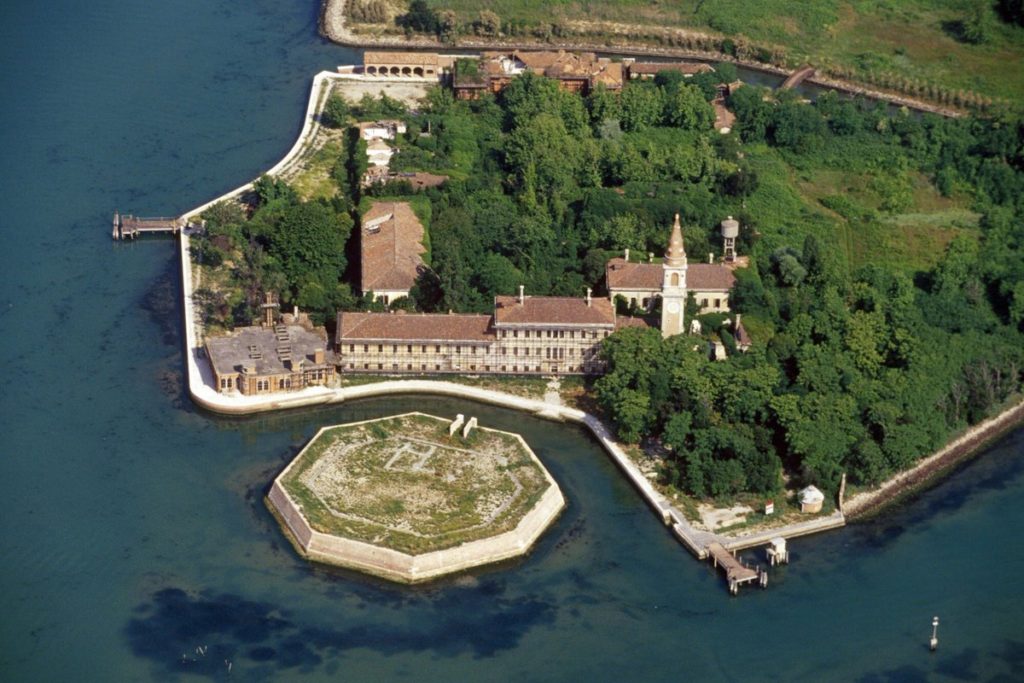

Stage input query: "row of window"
[
  {"left": 626, "top": 296, "right": 725, "bottom": 309},
  {"left": 219, "top": 370, "right": 328, "bottom": 394},
  {"left": 498, "top": 329, "right": 605, "bottom": 340},
  {"left": 348, "top": 343, "right": 485, "bottom": 354},
  {"left": 345, "top": 362, "right": 601, "bottom": 373},
  {"left": 345, "top": 342, "right": 600, "bottom": 356}
]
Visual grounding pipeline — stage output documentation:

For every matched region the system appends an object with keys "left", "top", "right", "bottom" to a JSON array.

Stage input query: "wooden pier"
[
  {"left": 112, "top": 211, "right": 185, "bottom": 240},
  {"left": 707, "top": 541, "right": 768, "bottom": 595}
]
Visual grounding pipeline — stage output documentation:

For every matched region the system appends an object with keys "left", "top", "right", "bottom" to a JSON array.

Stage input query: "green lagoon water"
[{"left": 1, "top": 1, "right": 1023, "bottom": 680}]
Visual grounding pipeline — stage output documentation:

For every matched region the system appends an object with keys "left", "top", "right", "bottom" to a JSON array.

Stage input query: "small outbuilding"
[{"left": 799, "top": 485, "right": 825, "bottom": 513}]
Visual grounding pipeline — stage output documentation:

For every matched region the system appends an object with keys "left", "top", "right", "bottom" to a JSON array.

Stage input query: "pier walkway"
[
  {"left": 112, "top": 211, "right": 186, "bottom": 240},
  {"left": 707, "top": 541, "right": 766, "bottom": 594}
]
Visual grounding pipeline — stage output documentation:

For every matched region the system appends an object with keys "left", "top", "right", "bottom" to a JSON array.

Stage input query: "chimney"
[
  {"left": 314, "top": 349, "right": 325, "bottom": 364},
  {"left": 624, "top": 248, "right": 630, "bottom": 262},
  {"left": 709, "top": 253, "right": 714, "bottom": 264},
  {"left": 518, "top": 285, "right": 525, "bottom": 305},
  {"left": 586, "top": 287, "right": 592, "bottom": 307}
]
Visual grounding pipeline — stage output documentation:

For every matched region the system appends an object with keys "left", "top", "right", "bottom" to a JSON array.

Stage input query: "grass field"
[
  {"left": 408, "top": 0, "right": 1024, "bottom": 104},
  {"left": 280, "top": 413, "right": 552, "bottom": 554},
  {"left": 738, "top": 142, "right": 980, "bottom": 274}
]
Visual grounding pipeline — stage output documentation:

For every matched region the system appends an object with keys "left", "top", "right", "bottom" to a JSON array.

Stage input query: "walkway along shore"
[
  {"left": 318, "top": 0, "right": 963, "bottom": 118},
  {"left": 170, "top": 67, "right": 1019, "bottom": 589}
]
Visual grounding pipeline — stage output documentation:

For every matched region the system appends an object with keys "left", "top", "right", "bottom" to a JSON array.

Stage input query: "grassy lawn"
[
  {"left": 289, "top": 138, "right": 343, "bottom": 201},
  {"left": 411, "top": 0, "right": 1024, "bottom": 104},
  {"left": 740, "top": 143, "right": 980, "bottom": 274},
  {"left": 279, "top": 413, "right": 552, "bottom": 554}
]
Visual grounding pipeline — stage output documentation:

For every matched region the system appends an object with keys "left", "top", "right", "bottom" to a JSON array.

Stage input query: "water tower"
[{"left": 720, "top": 215, "right": 739, "bottom": 263}]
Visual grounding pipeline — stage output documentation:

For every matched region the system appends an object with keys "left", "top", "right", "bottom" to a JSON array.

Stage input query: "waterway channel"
[{"left": 1, "top": 1, "right": 1023, "bottom": 680}]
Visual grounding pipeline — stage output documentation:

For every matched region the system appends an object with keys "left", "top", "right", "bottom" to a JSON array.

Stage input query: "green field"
[
  {"left": 740, "top": 144, "right": 980, "bottom": 273},
  {"left": 280, "top": 413, "right": 551, "bottom": 554},
  {"left": 401, "top": 0, "right": 1024, "bottom": 104}
]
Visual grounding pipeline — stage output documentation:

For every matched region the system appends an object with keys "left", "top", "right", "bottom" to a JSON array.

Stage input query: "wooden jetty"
[
  {"left": 112, "top": 211, "right": 186, "bottom": 240},
  {"left": 779, "top": 65, "right": 816, "bottom": 91},
  {"left": 707, "top": 541, "right": 767, "bottom": 595}
]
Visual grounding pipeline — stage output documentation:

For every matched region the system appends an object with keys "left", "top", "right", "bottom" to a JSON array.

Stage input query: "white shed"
[{"left": 799, "top": 485, "right": 825, "bottom": 513}]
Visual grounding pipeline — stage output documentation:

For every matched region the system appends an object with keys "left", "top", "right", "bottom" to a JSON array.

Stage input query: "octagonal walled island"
[{"left": 267, "top": 412, "right": 565, "bottom": 583}]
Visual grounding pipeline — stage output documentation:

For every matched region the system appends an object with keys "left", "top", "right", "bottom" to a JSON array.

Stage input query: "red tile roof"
[
  {"left": 336, "top": 312, "right": 494, "bottom": 344},
  {"left": 361, "top": 202, "right": 428, "bottom": 293},
  {"left": 628, "top": 62, "right": 714, "bottom": 76},
  {"left": 616, "top": 316, "right": 656, "bottom": 330},
  {"left": 494, "top": 295, "right": 615, "bottom": 326},
  {"left": 606, "top": 259, "right": 662, "bottom": 290},
  {"left": 689, "top": 263, "right": 736, "bottom": 291},
  {"left": 478, "top": 50, "right": 623, "bottom": 89},
  {"left": 605, "top": 259, "right": 735, "bottom": 292},
  {"left": 364, "top": 51, "right": 441, "bottom": 66}
]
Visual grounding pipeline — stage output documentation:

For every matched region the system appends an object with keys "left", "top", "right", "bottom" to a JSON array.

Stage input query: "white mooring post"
[
  {"left": 930, "top": 616, "right": 940, "bottom": 651},
  {"left": 449, "top": 414, "right": 465, "bottom": 436}
]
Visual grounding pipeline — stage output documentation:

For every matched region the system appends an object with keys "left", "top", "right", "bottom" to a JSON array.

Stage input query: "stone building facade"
[
  {"left": 205, "top": 324, "right": 335, "bottom": 396},
  {"left": 336, "top": 290, "right": 616, "bottom": 376},
  {"left": 606, "top": 215, "right": 738, "bottom": 322},
  {"left": 453, "top": 50, "right": 623, "bottom": 99}
]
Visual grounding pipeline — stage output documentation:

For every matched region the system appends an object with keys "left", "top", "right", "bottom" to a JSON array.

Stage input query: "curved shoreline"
[{"left": 318, "top": 0, "right": 962, "bottom": 118}]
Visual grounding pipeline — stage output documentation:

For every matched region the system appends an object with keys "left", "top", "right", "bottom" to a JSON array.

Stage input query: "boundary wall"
[{"left": 267, "top": 418, "right": 566, "bottom": 583}]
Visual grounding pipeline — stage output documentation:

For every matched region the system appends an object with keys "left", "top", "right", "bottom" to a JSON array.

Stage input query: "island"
[
  {"left": 119, "top": 42, "right": 1024, "bottom": 592},
  {"left": 267, "top": 412, "right": 564, "bottom": 583}
]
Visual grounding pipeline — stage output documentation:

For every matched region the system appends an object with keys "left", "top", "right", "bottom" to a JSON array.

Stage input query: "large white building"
[{"left": 336, "top": 288, "right": 621, "bottom": 376}]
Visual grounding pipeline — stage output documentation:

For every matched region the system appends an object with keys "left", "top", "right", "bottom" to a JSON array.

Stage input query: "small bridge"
[
  {"left": 707, "top": 541, "right": 767, "bottom": 595},
  {"left": 112, "top": 211, "right": 186, "bottom": 240},
  {"left": 779, "top": 65, "right": 816, "bottom": 91}
]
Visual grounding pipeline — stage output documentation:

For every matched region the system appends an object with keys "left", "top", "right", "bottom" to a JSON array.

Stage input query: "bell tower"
[{"left": 660, "top": 214, "right": 688, "bottom": 338}]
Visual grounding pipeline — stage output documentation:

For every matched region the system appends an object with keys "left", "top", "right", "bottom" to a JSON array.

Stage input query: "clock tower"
[{"left": 660, "top": 214, "right": 688, "bottom": 338}]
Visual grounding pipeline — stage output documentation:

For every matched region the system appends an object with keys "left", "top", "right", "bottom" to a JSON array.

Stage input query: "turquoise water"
[{"left": 2, "top": 1, "right": 1023, "bottom": 680}]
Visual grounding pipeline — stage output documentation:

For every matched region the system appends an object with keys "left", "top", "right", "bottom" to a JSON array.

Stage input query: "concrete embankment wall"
[
  {"left": 843, "top": 398, "right": 1024, "bottom": 519},
  {"left": 180, "top": 70, "right": 342, "bottom": 222},
  {"left": 721, "top": 513, "right": 846, "bottom": 552},
  {"left": 268, "top": 477, "right": 565, "bottom": 583}
]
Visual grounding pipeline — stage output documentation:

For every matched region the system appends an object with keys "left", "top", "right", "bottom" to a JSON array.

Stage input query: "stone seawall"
[
  {"left": 843, "top": 398, "right": 1024, "bottom": 519},
  {"left": 268, "top": 471, "right": 566, "bottom": 583}
]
